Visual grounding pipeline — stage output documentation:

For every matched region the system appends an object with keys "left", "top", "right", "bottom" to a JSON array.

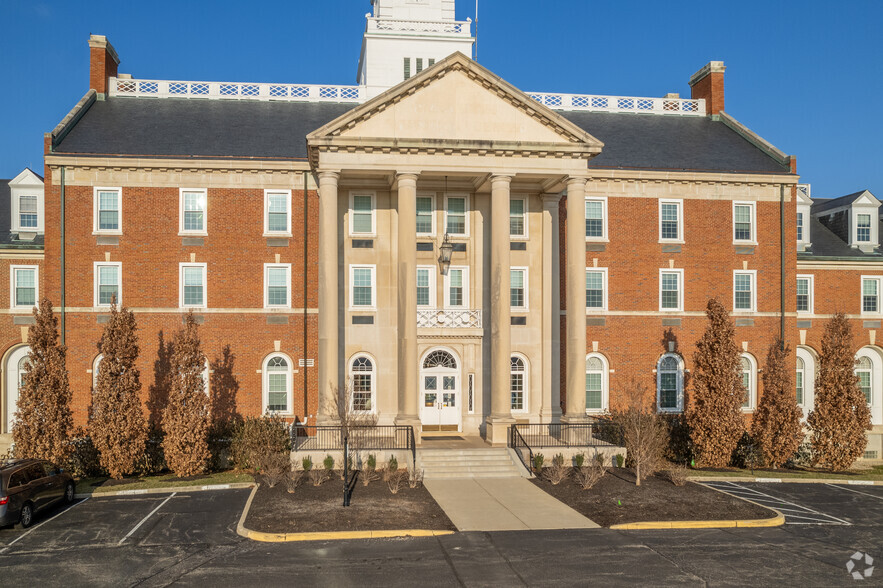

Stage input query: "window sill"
[
  {"left": 510, "top": 236, "right": 529, "bottom": 241},
  {"left": 659, "top": 308, "right": 684, "bottom": 313},
  {"left": 349, "top": 233, "right": 377, "bottom": 239},
  {"left": 179, "top": 232, "right": 208, "bottom": 237},
  {"left": 180, "top": 306, "right": 207, "bottom": 311},
  {"left": 733, "top": 241, "right": 757, "bottom": 247},
  {"left": 10, "top": 307, "right": 35, "bottom": 313},
  {"left": 349, "top": 308, "right": 377, "bottom": 313},
  {"left": 585, "top": 238, "right": 609, "bottom": 243},
  {"left": 264, "top": 306, "right": 292, "bottom": 311},
  {"left": 93, "top": 231, "right": 122, "bottom": 237},
  {"left": 659, "top": 239, "right": 685, "bottom": 245},
  {"left": 263, "top": 233, "right": 292, "bottom": 238}
]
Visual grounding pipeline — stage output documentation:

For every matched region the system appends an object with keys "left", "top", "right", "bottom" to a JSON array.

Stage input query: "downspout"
[
  {"left": 303, "top": 171, "right": 309, "bottom": 421},
  {"left": 60, "top": 166, "right": 66, "bottom": 345},
  {"left": 780, "top": 183, "right": 785, "bottom": 346}
]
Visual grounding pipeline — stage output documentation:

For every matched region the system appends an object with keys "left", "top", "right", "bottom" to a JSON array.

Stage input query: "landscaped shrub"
[
  {"left": 573, "top": 453, "right": 586, "bottom": 468},
  {"left": 408, "top": 468, "right": 424, "bottom": 489},
  {"left": 730, "top": 432, "right": 763, "bottom": 470},
  {"left": 609, "top": 379, "right": 669, "bottom": 485},
  {"left": 662, "top": 414, "right": 692, "bottom": 464},
  {"left": 532, "top": 453, "right": 545, "bottom": 473},
  {"left": 361, "top": 453, "right": 380, "bottom": 486},
  {"left": 323, "top": 454, "right": 335, "bottom": 471},
  {"left": 366, "top": 453, "right": 377, "bottom": 470},
  {"left": 785, "top": 441, "right": 813, "bottom": 469},
  {"left": 302, "top": 456, "right": 313, "bottom": 472},
  {"left": 543, "top": 454, "right": 569, "bottom": 485},
  {"left": 258, "top": 451, "right": 290, "bottom": 488},
  {"left": 387, "top": 468, "right": 407, "bottom": 494},
  {"left": 573, "top": 460, "right": 605, "bottom": 490},
  {"left": 664, "top": 464, "right": 689, "bottom": 487},
  {"left": 388, "top": 455, "right": 398, "bottom": 472},
  {"left": 751, "top": 339, "right": 803, "bottom": 468},
  {"left": 285, "top": 467, "right": 304, "bottom": 494},
  {"left": 66, "top": 427, "right": 104, "bottom": 478},
  {"left": 135, "top": 426, "right": 166, "bottom": 476},
  {"left": 230, "top": 413, "right": 290, "bottom": 471},
  {"left": 208, "top": 422, "right": 235, "bottom": 472},
  {"left": 615, "top": 454, "right": 624, "bottom": 467}
]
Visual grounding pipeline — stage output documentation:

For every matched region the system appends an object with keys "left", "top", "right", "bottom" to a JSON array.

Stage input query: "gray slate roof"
[
  {"left": 53, "top": 97, "right": 789, "bottom": 173},
  {"left": 811, "top": 190, "right": 873, "bottom": 215},
  {"left": 0, "top": 178, "right": 45, "bottom": 249}
]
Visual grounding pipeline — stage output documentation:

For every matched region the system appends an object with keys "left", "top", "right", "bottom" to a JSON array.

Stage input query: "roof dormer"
[
  {"left": 796, "top": 184, "right": 812, "bottom": 252},
  {"left": 6, "top": 168, "right": 45, "bottom": 240},
  {"left": 812, "top": 189, "right": 880, "bottom": 253}
]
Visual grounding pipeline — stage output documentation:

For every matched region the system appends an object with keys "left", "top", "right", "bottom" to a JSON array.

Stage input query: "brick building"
[{"left": 11, "top": 0, "right": 879, "bottom": 459}]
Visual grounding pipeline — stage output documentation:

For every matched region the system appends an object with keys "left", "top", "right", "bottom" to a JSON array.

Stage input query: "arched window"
[
  {"left": 349, "top": 355, "right": 375, "bottom": 412},
  {"left": 17, "top": 356, "right": 28, "bottom": 392},
  {"left": 585, "top": 353, "right": 609, "bottom": 412},
  {"left": 796, "top": 346, "right": 817, "bottom": 417},
  {"left": 796, "top": 356, "right": 805, "bottom": 406},
  {"left": 856, "top": 356, "right": 873, "bottom": 406},
  {"left": 423, "top": 350, "right": 457, "bottom": 369},
  {"left": 263, "top": 354, "right": 292, "bottom": 414},
  {"left": 92, "top": 354, "right": 103, "bottom": 391},
  {"left": 510, "top": 355, "right": 527, "bottom": 412},
  {"left": 4, "top": 346, "right": 29, "bottom": 434},
  {"left": 740, "top": 354, "right": 757, "bottom": 410},
  {"left": 657, "top": 354, "right": 683, "bottom": 412}
]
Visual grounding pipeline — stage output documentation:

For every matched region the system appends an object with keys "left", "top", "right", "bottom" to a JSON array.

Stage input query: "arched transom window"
[
  {"left": 423, "top": 350, "right": 457, "bottom": 370},
  {"left": 740, "top": 354, "right": 757, "bottom": 410},
  {"left": 264, "top": 355, "right": 292, "bottom": 414},
  {"left": 657, "top": 354, "right": 683, "bottom": 412},
  {"left": 585, "top": 354, "right": 608, "bottom": 412},
  {"left": 350, "top": 355, "right": 375, "bottom": 412},
  {"left": 510, "top": 355, "right": 527, "bottom": 412}
]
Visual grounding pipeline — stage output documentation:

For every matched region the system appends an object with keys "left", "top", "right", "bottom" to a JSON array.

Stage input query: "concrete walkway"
[{"left": 424, "top": 477, "right": 600, "bottom": 531}]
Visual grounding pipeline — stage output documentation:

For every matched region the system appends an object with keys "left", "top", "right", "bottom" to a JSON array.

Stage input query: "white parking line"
[
  {"left": 703, "top": 481, "right": 851, "bottom": 525},
  {"left": 826, "top": 483, "right": 883, "bottom": 501},
  {"left": 118, "top": 492, "right": 177, "bottom": 545},
  {"left": 0, "top": 497, "right": 90, "bottom": 554}
]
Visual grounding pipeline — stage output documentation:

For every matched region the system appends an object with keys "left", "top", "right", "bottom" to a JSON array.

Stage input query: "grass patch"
[
  {"left": 688, "top": 465, "right": 883, "bottom": 481},
  {"left": 75, "top": 471, "right": 254, "bottom": 495}
]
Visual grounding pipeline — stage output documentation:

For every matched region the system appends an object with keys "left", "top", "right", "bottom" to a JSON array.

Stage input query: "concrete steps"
[{"left": 418, "top": 448, "right": 524, "bottom": 479}]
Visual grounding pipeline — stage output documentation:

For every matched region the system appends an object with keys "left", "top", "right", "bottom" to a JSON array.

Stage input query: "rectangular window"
[
  {"left": 416, "top": 58, "right": 424, "bottom": 73},
  {"left": 180, "top": 189, "right": 206, "bottom": 234},
  {"left": 659, "top": 373, "right": 678, "bottom": 410},
  {"left": 10, "top": 266, "right": 38, "bottom": 310},
  {"left": 350, "top": 193, "right": 375, "bottom": 235},
  {"left": 659, "top": 200, "right": 683, "bottom": 241},
  {"left": 404, "top": 57, "right": 411, "bottom": 80},
  {"left": 510, "top": 268, "right": 527, "bottom": 310},
  {"left": 585, "top": 268, "right": 607, "bottom": 311},
  {"left": 94, "top": 262, "right": 121, "bottom": 307},
  {"left": 796, "top": 212, "right": 804, "bottom": 242},
  {"left": 416, "top": 195, "right": 434, "bottom": 235},
  {"left": 19, "top": 195, "right": 37, "bottom": 229},
  {"left": 862, "top": 277, "right": 881, "bottom": 313},
  {"left": 859, "top": 371, "right": 872, "bottom": 405},
  {"left": 428, "top": 58, "right": 436, "bottom": 67},
  {"left": 268, "top": 372, "right": 288, "bottom": 412},
  {"left": 796, "top": 275, "right": 813, "bottom": 314},
  {"left": 510, "top": 198, "right": 526, "bottom": 238},
  {"left": 733, "top": 202, "right": 755, "bottom": 242},
  {"left": 733, "top": 271, "right": 756, "bottom": 312},
  {"left": 511, "top": 372, "right": 524, "bottom": 411},
  {"left": 265, "top": 190, "right": 291, "bottom": 235},
  {"left": 585, "top": 198, "right": 606, "bottom": 239},
  {"left": 179, "top": 263, "right": 207, "bottom": 308},
  {"left": 445, "top": 267, "right": 468, "bottom": 308},
  {"left": 796, "top": 370, "right": 804, "bottom": 406},
  {"left": 446, "top": 195, "right": 467, "bottom": 235},
  {"left": 660, "top": 269, "right": 683, "bottom": 311},
  {"left": 586, "top": 373, "right": 602, "bottom": 410},
  {"left": 857, "top": 214, "right": 872, "bottom": 242},
  {"left": 350, "top": 266, "right": 376, "bottom": 309},
  {"left": 94, "top": 187, "right": 121, "bottom": 233},
  {"left": 264, "top": 264, "right": 291, "bottom": 308},
  {"left": 416, "top": 266, "right": 435, "bottom": 308}
]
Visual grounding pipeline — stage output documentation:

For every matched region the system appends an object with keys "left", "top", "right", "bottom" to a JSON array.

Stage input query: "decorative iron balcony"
[
  {"left": 366, "top": 16, "right": 472, "bottom": 36},
  {"left": 417, "top": 309, "right": 482, "bottom": 328}
]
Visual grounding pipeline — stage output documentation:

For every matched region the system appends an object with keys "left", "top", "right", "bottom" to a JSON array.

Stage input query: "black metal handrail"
[
  {"left": 509, "top": 422, "right": 622, "bottom": 449},
  {"left": 291, "top": 425, "right": 415, "bottom": 457},
  {"left": 510, "top": 425, "right": 533, "bottom": 473}
]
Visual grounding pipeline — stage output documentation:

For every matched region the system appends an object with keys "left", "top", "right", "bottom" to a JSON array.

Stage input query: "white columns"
[
  {"left": 563, "top": 177, "right": 588, "bottom": 420},
  {"left": 395, "top": 173, "right": 420, "bottom": 431},
  {"left": 486, "top": 174, "right": 514, "bottom": 445},
  {"left": 317, "top": 170, "right": 340, "bottom": 424},
  {"left": 542, "top": 194, "right": 562, "bottom": 421}
]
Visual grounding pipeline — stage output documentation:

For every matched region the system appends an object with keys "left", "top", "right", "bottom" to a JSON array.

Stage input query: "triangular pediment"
[
  {"left": 8, "top": 168, "right": 43, "bottom": 187},
  {"left": 307, "top": 52, "right": 602, "bottom": 165},
  {"left": 853, "top": 191, "right": 879, "bottom": 208}
]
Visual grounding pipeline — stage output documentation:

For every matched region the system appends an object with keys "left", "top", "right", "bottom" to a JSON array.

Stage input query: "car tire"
[
  {"left": 64, "top": 481, "right": 75, "bottom": 504},
  {"left": 17, "top": 502, "right": 34, "bottom": 529}
]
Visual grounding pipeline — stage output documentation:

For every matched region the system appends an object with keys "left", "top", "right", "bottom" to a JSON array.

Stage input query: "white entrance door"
[
  {"left": 419, "top": 349, "right": 461, "bottom": 430},
  {"left": 4, "top": 346, "right": 29, "bottom": 434}
]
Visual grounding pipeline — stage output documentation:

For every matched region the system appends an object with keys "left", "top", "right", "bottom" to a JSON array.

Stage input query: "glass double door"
[{"left": 420, "top": 371, "right": 459, "bottom": 428}]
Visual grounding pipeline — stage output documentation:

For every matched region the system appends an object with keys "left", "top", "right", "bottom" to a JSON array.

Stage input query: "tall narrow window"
[
  {"left": 19, "top": 196, "right": 37, "bottom": 229},
  {"left": 510, "top": 198, "right": 526, "bottom": 237},
  {"left": 796, "top": 275, "right": 813, "bottom": 313},
  {"left": 796, "top": 356, "right": 805, "bottom": 406},
  {"left": 510, "top": 356, "right": 526, "bottom": 411},
  {"left": 94, "top": 262, "right": 121, "bottom": 307},
  {"left": 796, "top": 212, "right": 804, "bottom": 242},
  {"left": 857, "top": 214, "right": 872, "bottom": 242},
  {"left": 350, "top": 356, "right": 375, "bottom": 412},
  {"left": 863, "top": 277, "right": 880, "bottom": 313},
  {"left": 416, "top": 196, "right": 434, "bottom": 234},
  {"left": 585, "top": 355, "right": 607, "bottom": 411},
  {"left": 734, "top": 271, "right": 756, "bottom": 312},
  {"left": 446, "top": 268, "right": 466, "bottom": 308},
  {"left": 428, "top": 58, "right": 436, "bottom": 67},
  {"left": 264, "top": 264, "right": 291, "bottom": 308},
  {"left": 180, "top": 189, "right": 206, "bottom": 234},
  {"left": 660, "top": 270, "right": 683, "bottom": 311},
  {"left": 657, "top": 354, "right": 683, "bottom": 412},
  {"left": 585, "top": 269, "right": 607, "bottom": 311},
  {"left": 95, "top": 188, "right": 121, "bottom": 232},
  {"left": 416, "top": 267, "right": 435, "bottom": 308},
  {"left": 446, "top": 196, "right": 466, "bottom": 235},
  {"left": 404, "top": 57, "right": 411, "bottom": 80},
  {"left": 10, "top": 266, "right": 37, "bottom": 310},
  {"left": 351, "top": 193, "right": 374, "bottom": 235},
  {"left": 733, "top": 203, "right": 754, "bottom": 242},
  {"left": 265, "top": 355, "right": 291, "bottom": 413},
  {"left": 350, "top": 266, "right": 375, "bottom": 309},
  {"left": 510, "top": 268, "right": 527, "bottom": 310},
  {"left": 416, "top": 58, "right": 424, "bottom": 73},
  {"left": 585, "top": 199, "right": 605, "bottom": 239},
  {"left": 660, "top": 200, "right": 682, "bottom": 241},
  {"left": 180, "top": 264, "right": 206, "bottom": 308},
  {"left": 740, "top": 355, "right": 756, "bottom": 409},
  {"left": 856, "top": 356, "right": 873, "bottom": 405},
  {"left": 265, "top": 190, "right": 290, "bottom": 234}
]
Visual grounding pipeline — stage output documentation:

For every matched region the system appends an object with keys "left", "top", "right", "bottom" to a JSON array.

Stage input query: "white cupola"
[{"left": 357, "top": 0, "right": 475, "bottom": 98}]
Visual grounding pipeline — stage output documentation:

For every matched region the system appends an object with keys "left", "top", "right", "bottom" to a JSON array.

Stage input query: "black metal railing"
[
  {"left": 291, "top": 424, "right": 416, "bottom": 467},
  {"left": 509, "top": 425, "right": 533, "bottom": 473},
  {"left": 508, "top": 422, "right": 623, "bottom": 468}
]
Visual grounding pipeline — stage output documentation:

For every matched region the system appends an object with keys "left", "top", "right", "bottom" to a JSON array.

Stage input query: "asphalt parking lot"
[{"left": 0, "top": 482, "right": 880, "bottom": 586}]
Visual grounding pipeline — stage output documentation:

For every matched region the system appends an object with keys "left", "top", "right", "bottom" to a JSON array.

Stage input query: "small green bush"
[
  {"left": 533, "top": 453, "right": 545, "bottom": 472},
  {"left": 615, "top": 454, "right": 624, "bottom": 467},
  {"left": 573, "top": 453, "right": 586, "bottom": 468},
  {"left": 230, "top": 414, "right": 290, "bottom": 471},
  {"left": 302, "top": 456, "right": 313, "bottom": 472},
  {"left": 552, "top": 453, "right": 565, "bottom": 467},
  {"left": 388, "top": 455, "right": 398, "bottom": 472},
  {"left": 366, "top": 453, "right": 377, "bottom": 470},
  {"left": 323, "top": 454, "right": 335, "bottom": 471},
  {"left": 593, "top": 452, "right": 605, "bottom": 466}
]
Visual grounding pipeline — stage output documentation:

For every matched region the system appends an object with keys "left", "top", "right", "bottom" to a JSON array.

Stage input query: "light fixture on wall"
[{"left": 439, "top": 232, "right": 453, "bottom": 274}]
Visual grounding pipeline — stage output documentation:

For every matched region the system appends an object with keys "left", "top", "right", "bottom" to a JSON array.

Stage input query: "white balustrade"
[
  {"left": 417, "top": 309, "right": 482, "bottom": 329},
  {"left": 366, "top": 16, "right": 472, "bottom": 36},
  {"left": 109, "top": 78, "right": 365, "bottom": 103},
  {"left": 527, "top": 92, "right": 705, "bottom": 116}
]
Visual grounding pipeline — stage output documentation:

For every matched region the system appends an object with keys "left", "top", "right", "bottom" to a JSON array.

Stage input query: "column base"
[
  {"left": 485, "top": 416, "right": 516, "bottom": 447},
  {"left": 395, "top": 415, "right": 423, "bottom": 446}
]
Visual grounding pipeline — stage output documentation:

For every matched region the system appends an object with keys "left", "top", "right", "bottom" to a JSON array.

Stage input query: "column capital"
[
  {"left": 490, "top": 173, "right": 513, "bottom": 185},
  {"left": 566, "top": 176, "right": 588, "bottom": 189},
  {"left": 395, "top": 172, "right": 419, "bottom": 184},
  {"left": 317, "top": 170, "right": 340, "bottom": 183}
]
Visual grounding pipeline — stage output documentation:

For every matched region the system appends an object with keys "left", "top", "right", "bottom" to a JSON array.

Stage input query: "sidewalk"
[{"left": 424, "top": 477, "right": 600, "bottom": 531}]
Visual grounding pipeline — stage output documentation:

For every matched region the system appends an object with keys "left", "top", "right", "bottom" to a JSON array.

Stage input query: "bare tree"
[{"left": 609, "top": 378, "right": 668, "bottom": 485}]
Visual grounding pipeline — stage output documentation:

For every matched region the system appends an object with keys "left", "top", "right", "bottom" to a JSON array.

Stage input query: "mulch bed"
[
  {"left": 531, "top": 467, "right": 775, "bottom": 527},
  {"left": 246, "top": 472, "right": 456, "bottom": 534}
]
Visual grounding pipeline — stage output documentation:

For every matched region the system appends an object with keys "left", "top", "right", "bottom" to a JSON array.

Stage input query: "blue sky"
[{"left": 1, "top": 0, "right": 880, "bottom": 198}]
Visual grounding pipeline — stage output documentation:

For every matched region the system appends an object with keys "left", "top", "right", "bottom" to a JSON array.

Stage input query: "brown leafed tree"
[
  {"left": 609, "top": 378, "right": 668, "bottom": 485},
  {"left": 686, "top": 298, "right": 745, "bottom": 467},
  {"left": 162, "top": 312, "right": 210, "bottom": 477},
  {"left": 808, "top": 313, "right": 872, "bottom": 471},
  {"left": 12, "top": 298, "right": 74, "bottom": 465},
  {"left": 751, "top": 339, "right": 803, "bottom": 468},
  {"left": 89, "top": 303, "right": 148, "bottom": 479}
]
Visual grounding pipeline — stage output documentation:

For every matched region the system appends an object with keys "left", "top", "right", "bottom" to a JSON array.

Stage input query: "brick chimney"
[
  {"left": 88, "top": 34, "right": 120, "bottom": 96},
  {"left": 689, "top": 61, "right": 726, "bottom": 115}
]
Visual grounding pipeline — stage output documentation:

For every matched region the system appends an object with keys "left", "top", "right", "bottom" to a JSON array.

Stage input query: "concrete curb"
[
  {"left": 76, "top": 481, "right": 255, "bottom": 499},
  {"left": 689, "top": 476, "right": 883, "bottom": 485},
  {"left": 235, "top": 483, "right": 456, "bottom": 543}
]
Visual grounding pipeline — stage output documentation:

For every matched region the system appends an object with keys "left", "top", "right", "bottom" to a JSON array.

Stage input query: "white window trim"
[
  {"left": 657, "top": 353, "right": 685, "bottom": 413},
  {"left": 585, "top": 267, "right": 609, "bottom": 313},
  {"left": 861, "top": 275, "right": 882, "bottom": 315},
  {"left": 263, "top": 189, "right": 292, "bottom": 237},
  {"left": 732, "top": 201, "right": 757, "bottom": 245},
  {"left": 443, "top": 193, "right": 470, "bottom": 237},
  {"left": 416, "top": 265, "right": 437, "bottom": 309},
  {"left": 349, "top": 264, "right": 377, "bottom": 311},
  {"left": 349, "top": 191, "right": 377, "bottom": 237},
  {"left": 9, "top": 265, "right": 38, "bottom": 312},
  {"left": 855, "top": 348, "right": 883, "bottom": 424},
  {"left": 93, "top": 186, "right": 122, "bottom": 235},
  {"left": 852, "top": 207, "right": 879, "bottom": 248},
  {"left": 510, "top": 353, "right": 529, "bottom": 414},
  {"left": 416, "top": 192, "right": 436, "bottom": 237},
  {"left": 444, "top": 266, "right": 469, "bottom": 309},
  {"left": 92, "top": 354, "right": 103, "bottom": 391},
  {"left": 796, "top": 346, "right": 816, "bottom": 417},
  {"left": 740, "top": 353, "right": 757, "bottom": 412},
  {"left": 584, "top": 196, "right": 608, "bottom": 242},
  {"left": 178, "top": 188, "right": 208, "bottom": 236},
  {"left": 659, "top": 268, "right": 684, "bottom": 312},
  {"left": 510, "top": 195, "right": 528, "bottom": 240},
  {"left": 658, "top": 199, "right": 684, "bottom": 243},
  {"left": 733, "top": 269, "right": 758, "bottom": 313},
  {"left": 264, "top": 263, "right": 292, "bottom": 309},
  {"left": 796, "top": 274, "right": 814, "bottom": 315},
  {"left": 348, "top": 353, "right": 378, "bottom": 415},
  {"left": 93, "top": 261, "right": 122, "bottom": 308},
  {"left": 14, "top": 193, "right": 42, "bottom": 232},
  {"left": 179, "top": 262, "right": 207, "bottom": 309},
  {"left": 585, "top": 352, "right": 609, "bottom": 414},
  {"left": 262, "top": 352, "right": 294, "bottom": 416},
  {"left": 510, "top": 266, "right": 529, "bottom": 311}
]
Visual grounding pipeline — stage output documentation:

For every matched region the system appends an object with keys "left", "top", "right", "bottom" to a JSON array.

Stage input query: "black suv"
[{"left": 0, "top": 459, "right": 75, "bottom": 528}]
